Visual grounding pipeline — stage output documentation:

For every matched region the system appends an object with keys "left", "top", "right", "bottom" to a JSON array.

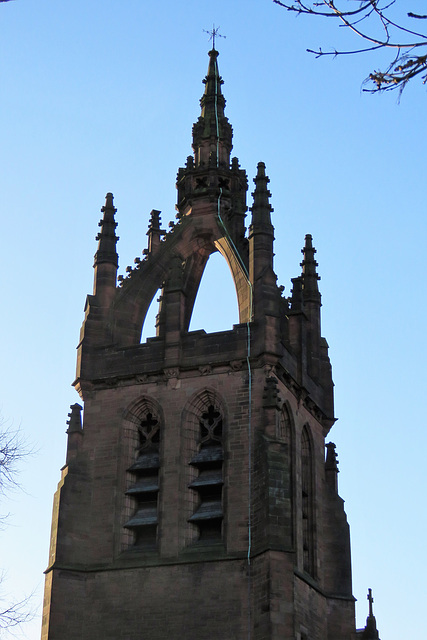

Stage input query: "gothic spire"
[
  {"left": 192, "top": 49, "right": 233, "bottom": 168},
  {"left": 200, "top": 49, "right": 226, "bottom": 122},
  {"left": 94, "top": 193, "right": 119, "bottom": 268},
  {"left": 300, "top": 234, "right": 321, "bottom": 304},
  {"left": 176, "top": 49, "right": 247, "bottom": 226}
]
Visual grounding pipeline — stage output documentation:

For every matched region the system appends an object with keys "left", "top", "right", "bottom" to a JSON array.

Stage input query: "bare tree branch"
[
  {"left": 0, "top": 427, "right": 30, "bottom": 497},
  {"left": 0, "top": 421, "right": 34, "bottom": 633},
  {"left": 273, "top": 0, "right": 427, "bottom": 94},
  {"left": 0, "top": 584, "right": 34, "bottom": 632}
]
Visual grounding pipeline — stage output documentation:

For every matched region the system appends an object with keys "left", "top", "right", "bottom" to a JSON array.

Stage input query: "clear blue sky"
[{"left": 1, "top": 2, "right": 425, "bottom": 638}]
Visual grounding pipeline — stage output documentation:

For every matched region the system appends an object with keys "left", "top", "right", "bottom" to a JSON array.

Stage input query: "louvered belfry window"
[
  {"left": 124, "top": 411, "right": 160, "bottom": 548},
  {"left": 188, "top": 404, "right": 224, "bottom": 541}
]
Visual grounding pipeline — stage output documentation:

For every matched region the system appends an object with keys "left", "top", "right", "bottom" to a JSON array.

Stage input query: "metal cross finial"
[
  {"left": 203, "top": 24, "right": 226, "bottom": 50},
  {"left": 367, "top": 588, "right": 374, "bottom": 617}
]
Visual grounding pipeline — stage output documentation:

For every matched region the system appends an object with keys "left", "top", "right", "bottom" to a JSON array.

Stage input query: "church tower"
[{"left": 42, "top": 48, "right": 369, "bottom": 640}]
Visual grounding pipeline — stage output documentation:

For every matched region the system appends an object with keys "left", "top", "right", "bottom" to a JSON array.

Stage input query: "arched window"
[
  {"left": 301, "top": 425, "right": 315, "bottom": 576},
  {"left": 278, "top": 404, "right": 293, "bottom": 546},
  {"left": 124, "top": 401, "right": 162, "bottom": 549},
  {"left": 278, "top": 404, "right": 292, "bottom": 444},
  {"left": 187, "top": 398, "right": 225, "bottom": 543}
]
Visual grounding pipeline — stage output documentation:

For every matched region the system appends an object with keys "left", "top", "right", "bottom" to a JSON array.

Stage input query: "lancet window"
[
  {"left": 124, "top": 409, "right": 161, "bottom": 548},
  {"left": 278, "top": 404, "right": 292, "bottom": 444},
  {"left": 301, "top": 425, "right": 315, "bottom": 576},
  {"left": 188, "top": 404, "right": 224, "bottom": 542}
]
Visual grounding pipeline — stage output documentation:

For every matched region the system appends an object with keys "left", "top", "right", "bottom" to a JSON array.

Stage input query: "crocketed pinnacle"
[
  {"left": 250, "top": 162, "right": 274, "bottom": 231},
  {"left": 300, "top": 234, "right": 321, "bottom": 303},
  {"left": 146, "top": 209, "right": 165, "bottom": 253},
  {"left": 94, "top": 192, "right": 119, "bottom": 268},
  {"left": 147, "top": 209, "right": 162, "bottom": 234}
]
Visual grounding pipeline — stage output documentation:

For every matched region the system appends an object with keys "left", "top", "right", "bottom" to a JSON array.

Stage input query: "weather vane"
[{"left": 203, "top": 24, "right": 226, "bottom": 50}]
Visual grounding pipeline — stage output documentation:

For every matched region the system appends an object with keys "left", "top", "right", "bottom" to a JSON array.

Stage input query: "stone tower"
[{"left": 42, "top": 49, "right": 374, "bottom": 640}]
